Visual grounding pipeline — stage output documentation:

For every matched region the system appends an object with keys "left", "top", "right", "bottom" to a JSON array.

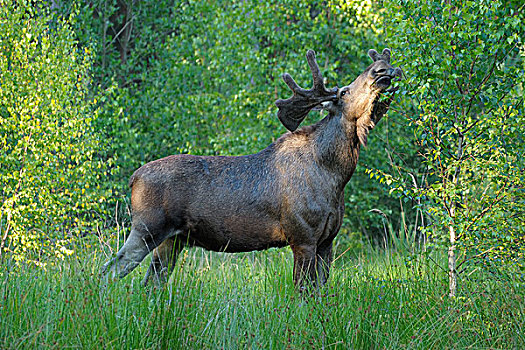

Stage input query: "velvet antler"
[{"left": 275, "top": 50, "right": 338, "bottom": 132}]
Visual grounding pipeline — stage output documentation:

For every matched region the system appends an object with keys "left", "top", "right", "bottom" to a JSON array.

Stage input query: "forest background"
[{"left": 1, "top": 0, "right": 525, "bottom": 348}]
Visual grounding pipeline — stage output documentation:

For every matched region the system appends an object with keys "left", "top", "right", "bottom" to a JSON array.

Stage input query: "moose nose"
[
  {"left": 384, "top": 67, "right": 402, "bottom": 79},
  {"left": 392, "top": 67, "right": 403, "bottom": 79}
]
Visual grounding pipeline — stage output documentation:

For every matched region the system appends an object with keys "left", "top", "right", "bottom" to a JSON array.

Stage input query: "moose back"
[{"left": 102, "top": 48, "right": 402, "bottom": 288}]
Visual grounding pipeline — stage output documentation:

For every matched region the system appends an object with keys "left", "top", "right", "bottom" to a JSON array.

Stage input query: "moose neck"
[{"left": 311, "top": 112, "right": 362, "bottom": 189}]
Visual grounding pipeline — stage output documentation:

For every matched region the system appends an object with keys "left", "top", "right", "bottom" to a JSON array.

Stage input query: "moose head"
[{"left": 276, "top": 48, "right": 402, "bottom": 146}]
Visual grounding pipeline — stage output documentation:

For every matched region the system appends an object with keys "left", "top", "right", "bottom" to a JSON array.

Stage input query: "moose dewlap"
[{"left": 102, "top": 49, "right": 402, "bottom": 289}]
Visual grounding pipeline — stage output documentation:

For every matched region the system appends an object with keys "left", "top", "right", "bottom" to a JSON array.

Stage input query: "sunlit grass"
[{"left": 1, "top": 235, "right": 524, "bottom": 349}]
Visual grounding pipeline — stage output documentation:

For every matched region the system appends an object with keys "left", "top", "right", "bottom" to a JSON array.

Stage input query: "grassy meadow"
[{"left": 1, "top": 234, "right": 523, "bottom": 349}]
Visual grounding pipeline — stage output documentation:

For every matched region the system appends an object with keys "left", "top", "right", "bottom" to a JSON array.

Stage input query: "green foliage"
[
  {"left": 382, "top": 0, "right": 525, "bottom": 273},
  {"left": 0, "top": 1, "right": 112, "bottom": 264}
]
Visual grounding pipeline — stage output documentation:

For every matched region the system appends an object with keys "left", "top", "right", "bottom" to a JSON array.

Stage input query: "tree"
[
  {"left": 0, "top": 1, "right": 112, "bottom": 265},
  {"left": 383, "top": 0, "right": 525, "bottom": 296}
]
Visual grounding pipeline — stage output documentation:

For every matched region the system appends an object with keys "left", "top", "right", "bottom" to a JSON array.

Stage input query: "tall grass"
[{"left": 1, "top": 234, "right": 524, "bottom": 349}]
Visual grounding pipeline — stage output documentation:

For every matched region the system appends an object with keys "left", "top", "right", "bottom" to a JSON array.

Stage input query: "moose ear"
[
  {"left": 368, "top": 49, "right": 380, "bottom": 62},
  {"left": 381, "top": 48, "right": 391, "bottom": 63},
  {"left": 369, "top": 48, "right": 392, "bottom": 63}
]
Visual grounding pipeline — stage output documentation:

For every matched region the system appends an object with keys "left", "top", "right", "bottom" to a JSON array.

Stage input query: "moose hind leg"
[
  {"left": 143, "top": 236, "right": 183, "bottom": 286},
  {"left": 102, "top": 226, "right": 167, "bottom": 279}
]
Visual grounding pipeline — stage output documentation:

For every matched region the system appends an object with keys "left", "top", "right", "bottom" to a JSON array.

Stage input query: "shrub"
[{"left": 0, "top": 1, "right": 112, "bottom": 265}]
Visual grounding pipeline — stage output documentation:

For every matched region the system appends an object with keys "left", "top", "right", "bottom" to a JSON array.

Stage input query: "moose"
[{"left": 102, "top": 48, "right": 402, "bottom": 289}]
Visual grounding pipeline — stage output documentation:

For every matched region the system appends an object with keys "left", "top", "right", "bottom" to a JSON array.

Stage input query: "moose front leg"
[
  {"left": 143, "top": 237, "right": 183, "bottom": 286},
  {"left": 314, "top": 210, "right": 340, "bottom": 286},
  {"left": 291, "top": 244, "right": 318, "bottom": 290},
  {"left": 316, "top": 240, "right": 333, "bottom": 286}
]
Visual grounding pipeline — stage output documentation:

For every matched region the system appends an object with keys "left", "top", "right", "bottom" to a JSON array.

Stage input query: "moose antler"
[{"left": 276, "top": 50, "right": 338, "bottom": 132}]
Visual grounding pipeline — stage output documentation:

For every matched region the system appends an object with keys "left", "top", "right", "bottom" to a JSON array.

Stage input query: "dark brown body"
[{"left": 102, "top": 49, "right": 401, "bottom": 288}]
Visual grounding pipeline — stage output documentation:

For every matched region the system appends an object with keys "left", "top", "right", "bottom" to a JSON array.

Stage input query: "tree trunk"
[
  {"left": 448, "top": 224, "right": 457, "bottom": 297},
  {"left": 108, "top": 0, "right": 135, "bottom": 65},
  {"left": 448, "top": 131, "right": 464, "bottom": 298}
]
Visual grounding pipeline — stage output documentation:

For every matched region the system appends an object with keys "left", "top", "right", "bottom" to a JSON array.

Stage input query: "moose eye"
[
  {"left": 376, "top": 68, "right": 387, "bottom": 74},
  {"left": 340, "top": 90, "right": 347, "bottom": 97}
]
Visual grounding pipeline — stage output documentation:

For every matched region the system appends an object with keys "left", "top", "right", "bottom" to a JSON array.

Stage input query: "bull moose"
[{"left": 102, "top": 48, "right": 402, "bottom": 289}]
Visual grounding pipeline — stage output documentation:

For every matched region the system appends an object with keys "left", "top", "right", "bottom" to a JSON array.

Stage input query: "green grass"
[{"left": 1, "top": 237, "right": 524, "bottom": 349}]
